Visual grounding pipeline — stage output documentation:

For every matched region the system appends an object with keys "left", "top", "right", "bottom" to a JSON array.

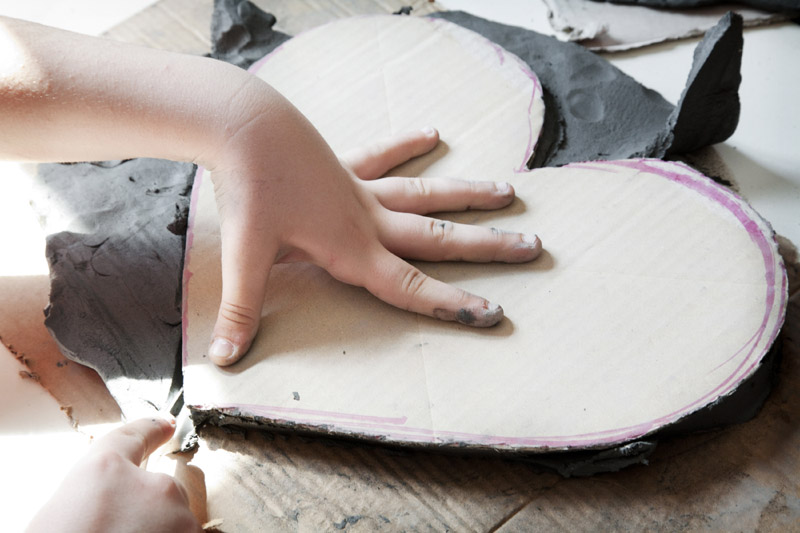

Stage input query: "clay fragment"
[
  {"left": 659, "top": 11, "right": 743, "bottom": 156},
  {"left": 210, "top": 0, "right": 291, "bottom": 69}
]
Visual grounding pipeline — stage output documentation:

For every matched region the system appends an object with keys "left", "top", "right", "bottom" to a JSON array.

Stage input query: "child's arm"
[{"left": 0, "top": 17, "right": 541, "bottom": 366}]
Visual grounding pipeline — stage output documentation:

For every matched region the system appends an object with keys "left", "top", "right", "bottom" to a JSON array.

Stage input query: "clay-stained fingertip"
[
  {"left": 511, "top": 234, "right": 542, "bottom": 262},
  {"left": 471, "top": 302, "right": 504, "bottom": 327},
  {"left": 434, "top": 302, "right": 504, "bottom": 327}
]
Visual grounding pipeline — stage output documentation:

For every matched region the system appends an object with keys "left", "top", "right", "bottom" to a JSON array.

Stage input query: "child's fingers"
[
  {"left": 365, "top": 176, "right": 515, "bottom": 214},
  {"left": 331, "top": 248, "right": 504, "bottom": 328},
  {"left": 341, "top": 127, "right": 440, "bottom": 180},
  {"left": 92, "top": 417, "right": 175, "bottom": 466},
  {"left": 208, "top": 222, "right": 279, "bottom": 367},
  {"left": 379, "top": 212, "right": 542, "bottom": 264}
]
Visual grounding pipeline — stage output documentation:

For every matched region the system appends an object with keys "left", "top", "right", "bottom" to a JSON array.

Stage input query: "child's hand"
[
  {"left": 0, "top": 17, "right": 542, "bottom": 368},
  {"left": 205, "top": 88, "right": 542, "bottom": 365},
  {"left": 27, "top": 418, "right": 202, "bottom": 533}
]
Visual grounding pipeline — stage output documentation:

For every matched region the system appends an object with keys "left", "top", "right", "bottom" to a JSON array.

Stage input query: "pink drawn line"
[
  {"left": 181, "top": 166, "right": 206, "bottom": 367},
  {"left": 593, "top": 159, "right": 786, "bottom": 432},
  {"left": 516, "top": 77, "right": 542, "bottom": 174}
]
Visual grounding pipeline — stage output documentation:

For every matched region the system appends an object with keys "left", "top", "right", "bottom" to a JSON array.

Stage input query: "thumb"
[
  {"left": 208, "top": 215, "right": 278, "bottom": 366},
  {"left": 92, "top": 417, "right": 176, "bottom": 466}
]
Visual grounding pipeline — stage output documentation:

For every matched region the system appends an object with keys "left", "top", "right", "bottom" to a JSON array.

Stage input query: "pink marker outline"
[{"left": 181, "top": 166, "right": 205, "bottom": 366}]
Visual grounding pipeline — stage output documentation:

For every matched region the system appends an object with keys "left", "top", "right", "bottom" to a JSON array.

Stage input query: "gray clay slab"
[{"left": 32, "top": 159, "right": 194, "bottom": 417}]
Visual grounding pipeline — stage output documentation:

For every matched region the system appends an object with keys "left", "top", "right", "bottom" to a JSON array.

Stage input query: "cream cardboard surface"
[
  {"left": 250, "top": 16, "right": 544, "bottom": 175},
  {"left": 183, "top": 16, "right": 785, "bottom": 450},
  {"left": 185, "top": 158, "right": 785, "bottom": 449}
]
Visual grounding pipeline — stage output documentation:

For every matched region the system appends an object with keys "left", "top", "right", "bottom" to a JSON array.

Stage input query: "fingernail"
[
  {"left": 421, "top": 126, "right": 437, "bottom": 137},
  {"left": 209, "top": 337, "right": 237, "bottom": 364},
  {"left": 151, "top": 413, "right": 176, "bottom": 430},
  {"left": 515, "top": 234, "right": 542, "bottom": 258},
  {"left": 477, "top": 302, "right": 504, "bottom": 327},
  {"left": 496, "top": 182, "right": 513, "bottom": 196},
  {"left": 158, "top": 413, "right": 177, "bottom": 427}
]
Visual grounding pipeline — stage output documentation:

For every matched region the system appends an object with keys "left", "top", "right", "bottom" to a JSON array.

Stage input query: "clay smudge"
[
  {"left": 332, "top": 515, "right": 362, "bottom": 530},
  {"left": 434, "top": 303, "right": 503, "bottom": 327},
  {"left": 456, "top": 308, "right": 476, "bottom": 325},
  {"left": 19, "top": 370, "right": 40, "bottom": 382}
]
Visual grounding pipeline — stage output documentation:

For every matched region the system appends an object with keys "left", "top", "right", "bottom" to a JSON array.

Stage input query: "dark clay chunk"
[{"left": 589, "top": 0, "right": 800, "bottom": 14}]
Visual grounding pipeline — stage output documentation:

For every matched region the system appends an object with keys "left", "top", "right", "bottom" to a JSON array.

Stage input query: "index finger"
[
  {"left": 92, "top": 417, "right": 176, "bottom": 466},
  {"left": 350, "top": 249, "right": 504, "bottom": 327}
]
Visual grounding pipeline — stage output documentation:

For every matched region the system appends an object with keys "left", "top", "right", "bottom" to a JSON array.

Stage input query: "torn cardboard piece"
[
  {"left": 542, "top": 0, "right": 793, "bottom": 51},
  {"left": 183, "top": 15, "right": 786, "bottom": 452},
  {"left": 210, "top": 0, "right": 290, "bottom": 69}
]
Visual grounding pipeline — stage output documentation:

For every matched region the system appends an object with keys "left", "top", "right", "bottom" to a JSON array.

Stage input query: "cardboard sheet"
[
  {"left": 185, "top": 157, "right": 785, "bottom": 450},
  {"left": 542, "top": 0, "right": 791, "bottom": 51},
  {"left": 248, "top": 16, "right": 545, "bottom": 174},
  {"left": 183, "top": 15, "right": 785, "bottom": 451}
]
